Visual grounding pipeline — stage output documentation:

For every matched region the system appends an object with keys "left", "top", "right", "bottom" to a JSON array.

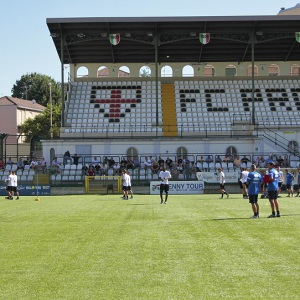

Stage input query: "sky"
[{"left": 0, "top": 0, "right": 298, "bottom": 97}]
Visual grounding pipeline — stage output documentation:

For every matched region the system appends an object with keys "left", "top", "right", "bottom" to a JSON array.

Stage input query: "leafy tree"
[
  {"left": 20, "top": 102, "right": 62, "bottom": 141},
  {"left": 11, "top": 72, "right": 61, "bottom": 106}
]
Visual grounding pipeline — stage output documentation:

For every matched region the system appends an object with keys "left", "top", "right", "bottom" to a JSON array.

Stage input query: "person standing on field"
[
  {"left": 218, "top": 167, "right": 229, "bottom": 199},
  {"left": 11, "top": 171, "right": 20, "bottom": 200},
  {"left": 267, "top": 162, "right": 280, "bottom": 218},
  {"left": 246, "top": 164, "right": 262, "bottom": 218},
  {"left": 121, "top": 169, "right": 130, "bottom": 200},
  {"left": 285, "top": 169, "right": 294, "bottom": 197},
  {"left": 159, "top": 166, "right": 171, "bottom": 204}
]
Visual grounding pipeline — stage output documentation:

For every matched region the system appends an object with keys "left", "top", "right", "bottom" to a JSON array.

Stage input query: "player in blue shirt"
[
  {"left": 296, "top": 168, "right": 300, "bottom": 197},
  {"left": 246, "top": 164, "right": 262, "bottom": 218},
  {"left": 267, "top": 162, "right": 280, "bottom": 218},
  {"left": 285, "top": 169, "right": 294, "bottom": 197}
]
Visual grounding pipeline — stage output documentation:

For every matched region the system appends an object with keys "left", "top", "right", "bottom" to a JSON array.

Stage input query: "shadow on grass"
[{"left": 210, "top": 213, "right": 300, "bottom": 221}]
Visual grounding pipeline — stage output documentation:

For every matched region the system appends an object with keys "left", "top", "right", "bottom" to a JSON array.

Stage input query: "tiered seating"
[
  {"left": 0, "top": 168, "right": 35, "bottom": 184},
  {"left": 64, "top": 81, "right": 163, "bottom": 136},
  {"left": 50, "top": 163, "right": 83, "bottom": 182},
  {"left": 175, "top": 78, "right": 300, "bottom": 133}
]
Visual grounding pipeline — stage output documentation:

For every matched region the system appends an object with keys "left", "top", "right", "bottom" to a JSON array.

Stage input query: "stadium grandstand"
[{"left": 3, "top": 12, "right": 300, "bottom": 193}]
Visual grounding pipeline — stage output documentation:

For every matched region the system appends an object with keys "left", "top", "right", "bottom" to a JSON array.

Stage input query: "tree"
[
  {"left": 11, "top": 72, "right": 61, "bottom": 106},
  {"left": 20, "top": 102, "right": 62, "bottom": 141}
]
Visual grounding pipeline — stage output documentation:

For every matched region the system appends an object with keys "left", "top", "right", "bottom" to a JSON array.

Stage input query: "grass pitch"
[{"left": 0, "top": 193, "right": 299, "bottom": 300}]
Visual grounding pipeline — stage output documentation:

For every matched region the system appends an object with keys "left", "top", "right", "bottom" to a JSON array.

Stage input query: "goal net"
[{"left": 85, "top": 176, "right": 121, "bottom": 194}]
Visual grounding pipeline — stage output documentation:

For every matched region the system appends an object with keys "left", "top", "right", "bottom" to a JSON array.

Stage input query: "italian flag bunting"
[
  {"left": 199, "top": 33, "right": 210, "bottom": 45},
  {"left": 295, "top": 32, "right": 300, "bottom": 43},
  {"left": 109, "top": 34, "right": 120, "bottom": 46}
]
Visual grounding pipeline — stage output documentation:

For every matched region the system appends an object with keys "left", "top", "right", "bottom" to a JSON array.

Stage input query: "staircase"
[{"left": 161, "top": 84, "right": 177, "bottom": 137}]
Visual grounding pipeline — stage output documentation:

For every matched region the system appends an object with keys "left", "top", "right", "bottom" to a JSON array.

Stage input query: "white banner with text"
[{"left": 150, "top": 181, "right": 205, "bottom": 194}]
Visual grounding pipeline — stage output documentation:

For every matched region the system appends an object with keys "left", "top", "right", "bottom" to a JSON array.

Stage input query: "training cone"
[{"left": 35, "top": 197, "right": 40, "bottom": 201}]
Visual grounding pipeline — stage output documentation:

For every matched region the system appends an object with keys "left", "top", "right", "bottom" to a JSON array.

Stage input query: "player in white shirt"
[
  {"left": 158, "top": 166, "right": 172, "bottom": 204},
  {"left": 126, "top": 170, "right": 134, "bottom": 199},
  {"left": 240, "top": 167, "right": 249, "bottom": 199},
  {"left": 5, "top": 171, "right": 14, "bottom": 200},
  {"left": 11, "top": 171, "right": 20, "bottom": 200},
  {"left": 218, "top": 167, "right": 229, "bottom": 199},
  {"left": 121, "top": 169, "right": 131, "bottom": 200}
]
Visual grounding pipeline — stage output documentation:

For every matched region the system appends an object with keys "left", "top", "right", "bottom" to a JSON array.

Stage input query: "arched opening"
[
  {"left": 182, "top": 65, "right": 194, "bottom": 77},
  {"left": 225, "top": 64, "right": 237, "bottom": 76},
  {"left": 97, "top": 66, "right": 109, "bottom": 77},
  {"left": 139, "top": 66, "right": 151, "bottom": 77},
  {"left": 161, "top": 65, "right": 173, "bottom": 77},
  {"left": 119, "top": 66, "right": 130, "bottom": 77},
  {"left": 247, "top": 65, "right": 258, "bottom": 76},
  {"left": 76, "top": 66, "right": 89, "bottom": 78},
  {"left": 268, "top": 64, "right": 279, "bottom": 76},
  {"left": 226, "top": 146, "right": 237, "bottom": 161},
  {"left": 204, "top": 65, "right": 215, "bottom": 77},
  {"left": 176, "top": 146, "right": 188, "bottom": 161}
]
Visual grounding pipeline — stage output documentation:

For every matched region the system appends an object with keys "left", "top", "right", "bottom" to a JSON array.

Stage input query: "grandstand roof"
[{"left": 47, "top": 15, "right": 300, "bottom": 64}]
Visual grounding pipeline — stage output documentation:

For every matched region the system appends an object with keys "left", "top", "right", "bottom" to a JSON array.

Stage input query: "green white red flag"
[
  {"left": 199, "top": 33, "right": 210, "bottom": 45},
  {"left": 109, "top": 34, "right": 120, "bottom": 45}
]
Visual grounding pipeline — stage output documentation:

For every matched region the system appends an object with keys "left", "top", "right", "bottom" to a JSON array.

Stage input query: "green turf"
[{"left": 0, "top": 194, "right": 299, "bottom": 300}]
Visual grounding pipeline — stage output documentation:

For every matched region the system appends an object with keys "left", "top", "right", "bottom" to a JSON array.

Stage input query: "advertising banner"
[
  {"left": 150, "top": 181, "right": 204, "bottom": 195},
  {"left": 0, "top": 185, "right": 51, "bottom": 196},
  {"left": 196, "top": 172, "right": 239, "bottom": 183}
]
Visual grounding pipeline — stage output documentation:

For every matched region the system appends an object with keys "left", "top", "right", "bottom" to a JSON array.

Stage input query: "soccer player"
[
  {"left": 5, "top": 171, "right": 14, "bottom": 200},
  {"left": 267, "top": 162, "right": 280, "bottom": 218},
  {"left": 218, "top": 167, "right": 229, "bottom": 199},
  {"left": 159, "top": 166, "right": 171, "bottom": 204},
  {"left": 277, "top": 166, "right": 284, "bottom": 197},
  {"left": 11, "top": 171, "right": 20, "bottom": 200},
  {"left": 126, "top": 169, "right": 134, "bottom": 199},
  {"left": 246, "top": 164, "right": 262, "bottom": 218},
  {"left": 240, "top": 167, "right": 249, "bottom": 199},
  {"left": 285, "top": 169, "right": 294, "bottom": 197},
  {"left": 296, "top": 168, "right": 300, "bottom": 197},
  {"left": 121, "top": 169, "right": 130, "bottom": 200}
]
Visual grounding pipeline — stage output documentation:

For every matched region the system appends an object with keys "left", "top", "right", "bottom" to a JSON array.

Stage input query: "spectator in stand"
[
  {"left": 133, "top": 157, "right": 140, "bottom": 169},
  {"left": 144, "top": 156, "right": 152, "bottom": 168},
  {"left": 30, "top": 158, "right": 38, "bottom": 170},
  {"left": 165, "top": 157, "right": 173, "bottom": 169},
  {"left": 205, "top": 155, "right": 213, "bottom": 164},
  {"left": 177, "top": 157, "right": 183, "bottom": 165},
  {"left": 6, "top": 157, "right": 14, "bottom": 165},
  {"left": 39, "top": 157, "right": 47, "bottom": 173},
  {"left": 23, "top": 157, "right": 29, "bottom": 166},
  {"left": 223, "top": 155, "right": 230, "bottom": 165},
  {"left": 191, "top": 162, "right": 197, "bottom": 176},
  {"left": 63, "top": 150, "right": 72, "bottom": 165},
  {"left": 126, "top": 158, "right": 134, "bottom": 170},
  {"left": 264, "top": 155, "right": 273, "bottom": 167},
  {"left": 184, "top": 161, "right": 192, "bottom": 179},
  {"left": 87, "top": 166, "right": 95, "bottom": 176},
  {"left": 215, "top": 155, "right": 222, "bottom": 163},
  {"left": 158, "top": 156, "right": 165, "bottom": 168},
  {"left": 72, "top": 154, "right": 81, "bottom": 166},
  {"left": 283, "top": 155, "right": 289, "bottom": 167},
  {"left": 253, "top": 156, "right": 260, "bottom": 166},
  {"left": 108, "top": 157, "right": 115, "bottom": 168},
  {"left": 113, "top": 162, "right": 121, "bottom": 175},
  {"left": 51, "top": 157, "right": 61, "bottom": 174},
  {"left": 94, "top": 163, "right": 103, "bottom": 175},
  {"left": 241, "top": 155, "right": 250, "bottom": 166},
  {"left": 259, "top": 156, "right": 265, "bottom": 167},
  {"left": 16, "top": 158, "right": 24, "bottom": 171},
  {"left": 234, "top": 156, "right": 241, "bottom": 169},
  {"left": 120, "top": 157, "right": 127, "bottom": 169},
  {"left": 82, "top": 164, "right": 89, "bottom": 175},
  {"left": 277, "top": 156, "right": 284, "bottom": 167},
  {"left": 151, "top": 160, "right": 159, "bottom": 174},
  {"left": 196, "top": 157, "right": 204, "bottom": 171},
  {"left": 92, "top": 156, "right": 100, "bottom": 166},
  {"left": 176, "top": 162, "right": 184, "bottom": 174}
]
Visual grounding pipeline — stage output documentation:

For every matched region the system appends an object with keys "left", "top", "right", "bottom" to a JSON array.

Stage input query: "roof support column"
[
  {"left": 61, "top": 33, "right": 65, "bottom": 128},
  {"left": 250, "top": 32, "right": 256, "bottom": 126},
  {"left": 155, "top": 33, "right": 159, "bottom": 128}
]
